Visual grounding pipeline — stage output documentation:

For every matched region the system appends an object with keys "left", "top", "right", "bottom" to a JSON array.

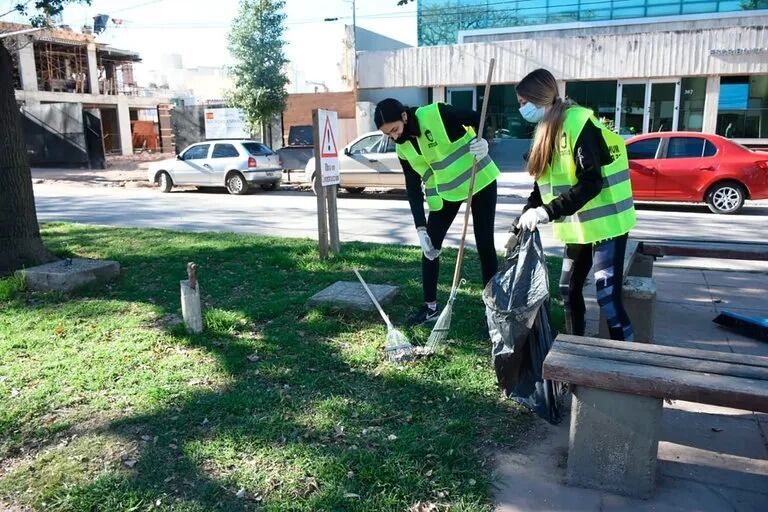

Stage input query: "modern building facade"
[{"left": 357, "top": 1, "right": 768, "bottom": 161}]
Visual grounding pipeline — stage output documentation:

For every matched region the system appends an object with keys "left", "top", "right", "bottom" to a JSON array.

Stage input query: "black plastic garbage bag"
[{"left": 483, "top": 228, "right": 563, "bottom": 424}]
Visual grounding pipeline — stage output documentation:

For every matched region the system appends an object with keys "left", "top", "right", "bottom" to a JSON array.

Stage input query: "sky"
[{"left": 1, "top": 0, "right": 417, "bottom": 92}]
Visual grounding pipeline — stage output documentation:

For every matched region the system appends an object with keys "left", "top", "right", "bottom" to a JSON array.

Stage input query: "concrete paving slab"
[
  {"left": 600, "top": 477, "right": 746, "bottom": 512},
  {"left": 652, "top": 267, "right": 705, "bottom": 286},
  {"left": 708, "top": 286, "right": 767, "bottom": 312},
  {"left": 703, "top": 270, "right": 768, "bottom": 290},
  {"left": 305, "top": 280, "right": 398, "bottom": 313},
  {"left": 658, "top": 441, "right": 768, "bottom": 494},
  {"left": 725, "top": 334, "right": 768, "bottom": 357},
  {"left": 661, "top": 407, "right": 768, "bottom": 459},
  {"left": 706, "top": 486, "right": 768, "bottom": 512}
]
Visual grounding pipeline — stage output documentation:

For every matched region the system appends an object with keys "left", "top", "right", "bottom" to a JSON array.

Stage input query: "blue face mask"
[{"left": 519, "top": 101, "right": 546, "bottom": 123}]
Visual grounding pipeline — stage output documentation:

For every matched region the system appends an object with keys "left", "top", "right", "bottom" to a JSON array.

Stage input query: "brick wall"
[{"left": 283, "top": 91, "right": 355, "bottom": 144}]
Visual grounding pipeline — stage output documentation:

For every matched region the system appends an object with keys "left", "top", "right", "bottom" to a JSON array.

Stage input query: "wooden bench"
[
  {"left": 543, "top": 334, "right": 768, "bottom": 499},
  {"left": 598, "top": 238, "right": 657, "bottom": 342}
]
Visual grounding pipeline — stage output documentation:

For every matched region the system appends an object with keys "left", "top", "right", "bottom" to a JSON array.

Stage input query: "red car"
[{"left": 626, "top": 132, "right": 768, "bottom": 214}]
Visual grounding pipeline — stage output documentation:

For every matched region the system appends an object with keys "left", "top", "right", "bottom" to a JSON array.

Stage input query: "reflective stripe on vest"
[
  {"left": 413, "top": 103, "right": 500, "bottom": 203},
  {"left": 539, "top": 168, "right": 632, "bottom": 197},
  {"left": 536, "top": 106, "right": 636, "bottom": 244},
  {"left": 396, "top": 139, "right": 443, "bottom": 212}
]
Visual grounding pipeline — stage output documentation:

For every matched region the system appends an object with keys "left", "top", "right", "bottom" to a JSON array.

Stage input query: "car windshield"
[{"left": 242, "top": 142, "right": 274, "bottom": 156}]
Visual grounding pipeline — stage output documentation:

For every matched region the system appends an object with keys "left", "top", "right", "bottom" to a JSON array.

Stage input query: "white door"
[
  {"left": 174, "top": 144, "right": 211, "bottom": 185},
  {"left": 209, "top": 143, "right": 242, "bottom": 185},
  {"left": 376, "top": 136, "right": 405, "bottom": 187},
  {"left": 340, "top": 134, "right": 386, "bottom": 188}
]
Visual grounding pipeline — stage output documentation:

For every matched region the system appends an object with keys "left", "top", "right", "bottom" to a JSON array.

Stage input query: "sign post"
[{"left": 313, "top": 109, "right": 341, "bottom": 258}]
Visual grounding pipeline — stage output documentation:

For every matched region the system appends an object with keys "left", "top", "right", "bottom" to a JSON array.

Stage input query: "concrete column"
[
  {"left": 86, "top": 43, "right": 99, "bottom": 95},
  {"left": 16, "top": 35, "right": 38, "bottom": 92},
  {"left": 702, "top": 76, "right": 720, "bottom": 134},
  {"left": 567, "top": 386, "right": 662, "bottom": 499},
  {"left": 556, "top": 80, "right": 567, "bottom": 100},
  {"left": 432, "top": 86, "right": 446, "bottom": 103},
  {"left": 116, "top": 97, "right": 133, "bottom": 156}
]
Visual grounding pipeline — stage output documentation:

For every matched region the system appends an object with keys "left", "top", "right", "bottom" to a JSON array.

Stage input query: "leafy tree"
[
  {"left": 740, "top": 0, "right": 768, "bottom": 9},
  {"left": 0, "top": 1, "right": 90, "bottom": 275},
  {"left": 227, "top": 0, "right": 289, "bottom": 142}
]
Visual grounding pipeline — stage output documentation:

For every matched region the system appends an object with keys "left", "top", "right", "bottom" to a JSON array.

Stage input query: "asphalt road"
[{"left": 33, "top": 183, "right": 768, "bottom": 268}]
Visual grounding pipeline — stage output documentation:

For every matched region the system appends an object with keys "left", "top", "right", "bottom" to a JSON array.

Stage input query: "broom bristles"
[{"left": 425, "top": 306, "right": 452, "bottom": 350}]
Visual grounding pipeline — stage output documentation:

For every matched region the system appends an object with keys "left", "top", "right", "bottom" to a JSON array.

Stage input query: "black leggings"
[
  {"left": 559, "top": 233, "right": 634, "bottom": 341},
  {"left": 422, "top": 181, "right": 498, "bottom": 303}
]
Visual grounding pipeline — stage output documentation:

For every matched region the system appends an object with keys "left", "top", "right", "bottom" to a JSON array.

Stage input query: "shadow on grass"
[{"left": 3, "top": 223, "right": 565, "bottom": 511}]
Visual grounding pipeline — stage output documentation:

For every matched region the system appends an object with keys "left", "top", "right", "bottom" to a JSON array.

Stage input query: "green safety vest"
[
  {"left": 396, "top": 103, "right": 500, "bottom": 212},
  {"left": 396, "top": 140, "right": 443, "bottom": 212},
  {"left": 537, "top": 106, "right": 636, "bottom": 244}
]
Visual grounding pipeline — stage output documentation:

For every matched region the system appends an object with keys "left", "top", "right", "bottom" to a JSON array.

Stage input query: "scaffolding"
[{"left": 34, "top": 41, "right": 89, "bottom": 93}]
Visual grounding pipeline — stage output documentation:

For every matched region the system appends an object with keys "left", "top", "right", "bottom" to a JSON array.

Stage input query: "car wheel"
[
  {"left": 226, "top": 172, "right": 248, "bottom": 195},
  {"left": 260, "top": 182, "right": 279, "bottom": 191},
  {"left": 706, "top": 182, "right": 745, "bottom": 214},
  {"left": 344, "top": 187, "right": 365, "bottom": 194},
  {"left": 158, "top": 171, "right": 173, "bottom": 193}
]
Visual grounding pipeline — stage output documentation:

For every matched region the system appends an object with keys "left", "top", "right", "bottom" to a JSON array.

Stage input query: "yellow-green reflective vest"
[
  {"left": 537, "top": 106, "right": 636, "bottom": 244},
  {"left": 397, "top": 103, "right": 500, "bottom": 211},
  {"left": 396, "top": 140, "right": 443, "bottom": 212}
]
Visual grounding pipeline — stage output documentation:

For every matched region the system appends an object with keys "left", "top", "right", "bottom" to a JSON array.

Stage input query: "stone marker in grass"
[
  {"left": 19, "top": 258, "right": 120, "bottom": 293},
  {"left": 306, "top": 281, "right": 398, "bottom": 312}
]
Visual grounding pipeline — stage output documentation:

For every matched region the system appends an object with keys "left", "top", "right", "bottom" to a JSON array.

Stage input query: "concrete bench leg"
[
  {"left": 628, "top": 253, "right": 655, "bottom": 278},
  {"left": 600, "top": 276, "right": 656, "bottom": 342},
  {"left": 567, "top": 386, "right": 662, "bottom": 499}
]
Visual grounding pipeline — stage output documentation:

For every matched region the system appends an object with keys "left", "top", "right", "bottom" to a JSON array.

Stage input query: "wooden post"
[
  {"left": 327, "top": 184, "right": 340, "bottom": 254},
  {"left": 180, "top": 262, "right": 203, "bottom": 333},
  {"left": 312, "top": 109, "right": 330, "bottom": 259}
]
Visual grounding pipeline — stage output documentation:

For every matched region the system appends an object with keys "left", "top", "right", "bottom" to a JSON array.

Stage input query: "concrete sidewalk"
[{"left": 494, "top": 261, "right": 768, "bottom": 512}]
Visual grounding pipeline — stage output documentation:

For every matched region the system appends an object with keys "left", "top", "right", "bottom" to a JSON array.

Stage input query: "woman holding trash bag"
[
  {"left": 374, "top": 98, "right": 501, "bottom": 326},
  {"left": 516, "top": 69, "right": 636, "bottom": 341}
]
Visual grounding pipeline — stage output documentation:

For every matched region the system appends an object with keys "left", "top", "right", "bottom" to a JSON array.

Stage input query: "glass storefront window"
[
  {"left": 717, "top": 75, "right": 768, "bottom": 139},
  {"left": 476, "top": 84, "right": 534, "bottom": 140},
  {"left": 418, "top": 0, "right": 757, "bottom": 46},
  {"left": 679, "top": 77, "right": 706, "bottom": 132},
  {"left": 565, "top": 81, "right": 618, "bottom": 129}
]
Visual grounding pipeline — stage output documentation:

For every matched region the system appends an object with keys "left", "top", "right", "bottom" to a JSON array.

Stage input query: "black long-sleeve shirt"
[
  {"left": 398, "top": 103, "right": 482, "bottom": 227},
  {"left": 523, "top": 118, "right": 612, "bottom": 220}
]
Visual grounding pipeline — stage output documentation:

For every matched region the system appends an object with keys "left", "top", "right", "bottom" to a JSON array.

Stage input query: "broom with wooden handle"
[{"left": 425, "top": 57, "right": 496, "bottom": 353}]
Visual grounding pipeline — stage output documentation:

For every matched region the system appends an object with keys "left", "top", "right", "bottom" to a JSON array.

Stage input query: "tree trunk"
[{"left": 0, "top": 42, "right": 56, "bottom": 276}]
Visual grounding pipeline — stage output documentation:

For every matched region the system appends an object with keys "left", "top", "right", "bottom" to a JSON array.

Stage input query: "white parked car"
[
  {"left": 305, "top": 131, "right": 404, "bottom": 194},
  {"left": 148, "top": 140, "right": 282, "bottom": 195}
]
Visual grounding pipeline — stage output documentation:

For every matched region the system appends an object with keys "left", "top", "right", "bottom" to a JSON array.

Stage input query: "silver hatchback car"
[{"left": 148, "top": 140, "right": 282, "bottom": 195}]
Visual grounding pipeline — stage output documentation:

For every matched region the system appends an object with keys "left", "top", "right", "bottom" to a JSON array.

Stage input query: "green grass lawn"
[{"left": 0, "top": 223, "right": 564, "bottom": 512}]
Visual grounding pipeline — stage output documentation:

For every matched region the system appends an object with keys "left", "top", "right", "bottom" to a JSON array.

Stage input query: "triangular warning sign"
[{"left": 320, "top": 116, "right": 338, "bottom": 158}]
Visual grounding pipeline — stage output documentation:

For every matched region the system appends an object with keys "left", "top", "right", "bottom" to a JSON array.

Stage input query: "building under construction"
[{"left": 2, "top": 21, "right": 174, "bottom": 165}]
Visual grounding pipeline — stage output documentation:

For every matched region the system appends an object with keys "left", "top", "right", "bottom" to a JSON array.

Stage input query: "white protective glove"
[
  {"left": 416, "top": 226, "right": 440, "bottom": 260},
  {"left": 468, "top": 137, "right": 489, "bottom": 160},
  {"left": 518, "top": 207, "right": 550, "bottom": 231}
]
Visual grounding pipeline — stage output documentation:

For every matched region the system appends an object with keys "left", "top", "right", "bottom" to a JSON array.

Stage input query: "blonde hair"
[{"left": 516, "top": 69, "right": 574, "bottom": 179}]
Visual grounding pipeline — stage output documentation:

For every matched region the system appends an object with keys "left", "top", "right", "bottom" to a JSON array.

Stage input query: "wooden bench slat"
[
  {"left": 556, "top": 342, "right": 768, "bottom": 381},
  {"left": 557, "top": 334, "right": 768, "bottom": 369},
  {"left": 543, "top": 350, "right": 768, "bottom": 413}
]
